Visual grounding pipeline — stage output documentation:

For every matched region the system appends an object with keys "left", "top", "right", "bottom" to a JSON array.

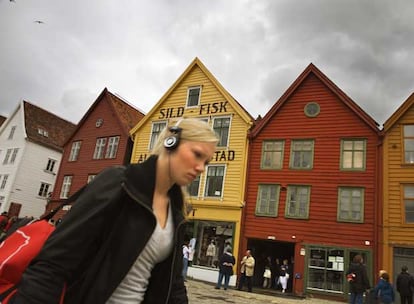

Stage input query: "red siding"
[{"left": 245, "top": 73, "right": 380, "bottom": 248}]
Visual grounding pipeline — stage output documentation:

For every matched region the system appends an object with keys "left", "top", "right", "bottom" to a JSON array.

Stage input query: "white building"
[{"left": 0, "top": 100, "right": 75, "bottom": 217}]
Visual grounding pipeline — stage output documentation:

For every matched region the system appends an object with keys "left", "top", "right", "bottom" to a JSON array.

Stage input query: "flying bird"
[{"left": 34, "top": 20, "right": 45, "bottom": 24}]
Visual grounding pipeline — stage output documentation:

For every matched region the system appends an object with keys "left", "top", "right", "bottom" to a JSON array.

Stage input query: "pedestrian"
[
  {"left": 346, "top": 254, "right": 371, "bottom": 304},
  {"left": 206, "top": 239, "right": 216, "bottom": 267},
  {"left": 237, "top": 249, "right": 255, "bottom": 292},
  {"left": 279, "top": 259, "right": 290, "bottom": 293},
  {"left": 10, "top": 118, "right": 219, "bottom": 303},
  {"left": 262, "top": 256, "right": 272, "bottom": 288},
  {"left": 273, "top": 257, "right": 281, "bottom": 289},
  {"left": 396, "top": 266, "right": 414, "bottom": 304},
  {"left": 215, "top": 247, "right": 235, "bottom": 290},
  {"left": 373, "top": 272, "right": 395, "bottom": 304},
  {"left": 182, "top": 242, "right": 190, "bottom": 281}
]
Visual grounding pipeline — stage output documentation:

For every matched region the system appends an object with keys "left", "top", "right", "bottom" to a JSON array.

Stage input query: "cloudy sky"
[{"left": 1, "top": 0, "right": 413, "bottom": 127}]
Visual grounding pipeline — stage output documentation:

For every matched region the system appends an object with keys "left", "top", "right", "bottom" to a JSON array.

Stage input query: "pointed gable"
[
  {"left": 383, "top": 92, "right": 414, "bottom": 132},
  {"left": 23, "top": 101, "right": 76, "bottom": 151},
  {"left": 250, "top": 63, "right": 379, "bottom": 138},
  {"left": 130, "top": 57, "right": 253, "bottom": 135},
  {"left": 65, "top": 88, "right": 145, "bottom": 145}
]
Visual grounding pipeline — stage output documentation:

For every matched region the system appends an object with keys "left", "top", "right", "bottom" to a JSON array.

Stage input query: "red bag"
[
  {"left": 0, "top": 220, "right": 55, "bottom": 294},
  {"left": 0, "top": 186, "right": 85, "bottom": 303}
]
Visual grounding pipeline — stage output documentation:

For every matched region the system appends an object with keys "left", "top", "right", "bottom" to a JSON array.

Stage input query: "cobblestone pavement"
[{"left": 186, "top": 279, "right": 344, "bottom": 304}]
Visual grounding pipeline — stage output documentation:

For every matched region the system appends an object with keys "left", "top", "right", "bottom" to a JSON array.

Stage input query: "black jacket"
[
  {"left": 218, "top": 253, "right": 235, "bottom": 276},
  {"left": 347, "top": 262, "right": 370, "bottom": 293},
  {"left": 396, "top": 272, "right": 414, "bottom": 296},
  {"left": 12, "top": 155, "right": 188, "bottom": 304}
]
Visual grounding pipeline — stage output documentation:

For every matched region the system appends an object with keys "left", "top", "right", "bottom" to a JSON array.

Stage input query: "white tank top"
[{"left": 106, "top": 203, "right": 174, "bottom": 303}]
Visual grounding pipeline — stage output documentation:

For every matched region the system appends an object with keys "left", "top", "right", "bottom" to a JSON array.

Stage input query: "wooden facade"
[
  {"left": 130, "top": 57, "right": 253, "bottom": 283},
  {"left": 382, "top": 92, "right": 414, "bottom": 285},
  {"left": 244, "top": 63, "right": 381, "bottom": 300},
  {"left": 48, "top": 88, "right": 144, "bottom": 217}
]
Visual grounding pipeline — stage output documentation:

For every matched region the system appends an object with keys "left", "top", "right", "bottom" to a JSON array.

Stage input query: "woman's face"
[{"left": 169, "top": 140, "right": 216, "bottom": 186}]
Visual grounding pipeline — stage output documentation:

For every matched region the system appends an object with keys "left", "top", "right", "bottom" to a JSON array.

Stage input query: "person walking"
[
  {"left": 397, "top": 266, "right": 414, "bottom": 304},
  {"left": 182, "top": 242, "right": 190, "bottom": 281},
  {"left": 10, "top": 118, "right": 219, "bottom": 304},
  {"left": 374, "top": 272, "right": 395, "bottom": 304},
  {"left": 279, "top": 259, "right": 290, "bottom": 293},
  {"left": 346, "top": 254, "right": 371, "bottom": 304},
  {"left": 237, "top": 249, "right": 255, "bottom": 292},
  {"left": 262, "top": 256, "right": 272, "bottom": 288},
  {"left": 215, "top": 247, "right": 235, "bottom": 290}
]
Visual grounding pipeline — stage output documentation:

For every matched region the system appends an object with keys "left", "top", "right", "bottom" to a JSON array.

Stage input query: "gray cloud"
[{"left": 0, "top": 0, "right": 413, "bottom": 127}]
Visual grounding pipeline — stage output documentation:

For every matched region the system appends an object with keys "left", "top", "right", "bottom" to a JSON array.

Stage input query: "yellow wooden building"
[
  {"left": 382, "top": 92, "right": 414, "bottom": 284},
  {"left": 130, "top": 57, "right": 253, "bottom": 283}
]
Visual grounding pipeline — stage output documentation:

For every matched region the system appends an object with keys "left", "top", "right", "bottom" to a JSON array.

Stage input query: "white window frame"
[
  {"left": 8, "top": 126, "right": 16, "bottom": 140},
  {"left": 93, "top": 137, "right": 107, "bottom": 159},
  {"left": 10, "top": 148, "right": 19, "bottom": 164},
  {"left": 0, "top": 175, "right": 9, "bottom": 190},
  {"left": 87, "top": 174, "right": 96, "bottom": 183},
  {"left": 38, "top": 182, "right": 51, "bottom": 197},
  {"left": 186, "top": 86, "right": 201, "bottom": 108},
  {"left": 3, "top": 149, "right": 12, "bottom": 164},
  {"left": 105, "top": 136, "right": 120, "bottom": 159},
  {"left": 149, "top": 121, "right": 167, "bottom": 150},
  {"left": 69, "top": 141, "right": 81, "bottom": 162},
  {"left": 204, "top": 165, "right": 225, "bottom": 198},
  {"left": 60, "top": 175, "right": 72, "bottom": 199},
  {"left": 212, "top": 116, "right": 231, "bottom": 148},
  {"left": 45, "top": 158, "right": 56, "bottom": 173}
]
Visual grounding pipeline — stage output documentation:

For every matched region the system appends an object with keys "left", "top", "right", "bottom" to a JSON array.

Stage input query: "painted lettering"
[
  {"left": 199, "top": 101, "right": 228, "bottom": 115},
  {"left": 213, "top": 150, "right": 236, "bottom": 162},
  {"left": 159, "top": 107, "right": 184, "bottom": 119}
]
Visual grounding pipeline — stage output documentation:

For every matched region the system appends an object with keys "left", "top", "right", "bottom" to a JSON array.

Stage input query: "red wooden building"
[
  {"left": 47, "top": 88, "right": 145, "bottom": 217},
  {"left": 242, "top": 64, "right": 381, "bottom": 301}
]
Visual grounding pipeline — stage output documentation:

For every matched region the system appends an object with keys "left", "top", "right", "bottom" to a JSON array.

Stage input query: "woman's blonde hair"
[{"left": 151, "top": 118, "right": 219, "bottom": 155}]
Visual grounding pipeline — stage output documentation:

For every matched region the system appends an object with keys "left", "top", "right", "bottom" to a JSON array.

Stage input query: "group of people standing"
[{"left": 347, "top": 253, "right": 414, "bottom": 304}]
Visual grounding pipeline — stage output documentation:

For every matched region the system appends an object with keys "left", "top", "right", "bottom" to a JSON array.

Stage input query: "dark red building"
[
  {"left": 48, "top": 88, "right": 145, "bottom": 217},
  {"left": 242, "top": 64, "right": 381, "bottom": 301}
]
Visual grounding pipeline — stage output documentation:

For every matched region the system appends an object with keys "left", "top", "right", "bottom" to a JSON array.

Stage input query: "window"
[
  {"left": 87, "top": 174, "right": 96, "bottom": 183},
  {"left": 213, "top": 117, "right": 230, "bottom": 147},
  {"left": 341, "top": 139, "right": 366, "bottom": 170},
  {"left": 403, "top": 185, "right": 414, "bottom": 223},
  {"left": 404, "top": 125, "right": 414, "bottom": 164},
  {"left": 204, "top": 165, "right": 225, "bottom": 198},
  {"left": 187, "top": 175, "right": 200, "bottom": 197},
  {"left": 69, "top": 141, "right": 81, "bottom": 161},
  {"left": 261, "top": 140, "right": 284, "bottom": 169},
  {"left": 60, "top": 175, "right": 72, "bottom": 199},
  {"left": 38, "top": 182, "right": 51, "bottom": 197},
  {"left": 304, "top": 102, "right": 320, "bottom": 117},
  {"left": 308, "top": 247, "right": 345, "bottom": 293},
  {"left": 256, "top": 184, "right": 280, "bottom": 216},
  {"left": 0, "top": 175, "right": 9, "bottom": 190},
  {"left": 149, "top": 122, "right": 167, "bottom": 150},
  {"left": 3, "top": 149, "right": 12, "bottom": 164},
  {"left": 45, "top": 159, "right": 56, "bottom": 173},
  {"left": 186, "top": 86, "right": 201, "bottom": 107},
  {"left": 286, "top": 185, "right": 310, "bottom": 218},
  {"left": 105, "top": 136, "right": 120, "bottom": 158},
  {"left": 93, "top": 138, "right": 107, "bottom": 159},
  {"left": 38, "top": 128, "right": 48, "bottom": 137},
  {"left": 338, "top": 187, "right": 364, "bottom": 222},
  {"left": 290, "top": 140, "right": 314, "bottom": 169},
  {"left": 9, "top": 148, "right": 19, "bottom": 164},
  {"left": 8, "top": 126, "right": 16, "bottom": 139}
]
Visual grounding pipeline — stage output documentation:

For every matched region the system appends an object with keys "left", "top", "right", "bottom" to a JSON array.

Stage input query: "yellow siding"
[
  {"left": 383, "top": 106, "right": 414, "bottom": 276},
  {"left": 130, "top": 61, "right": 252, "bottom": 264}
]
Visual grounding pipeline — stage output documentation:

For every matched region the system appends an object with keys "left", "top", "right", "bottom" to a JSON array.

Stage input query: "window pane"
[{"left": 405, "top": 125, "right": 414, "bottom": 136}]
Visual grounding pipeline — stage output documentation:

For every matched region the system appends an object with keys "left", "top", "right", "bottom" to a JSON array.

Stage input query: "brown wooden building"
[
  {"left": 242, "top": 63, "right": 381, "bottom": 301},
  {"left": 382, "top": 92, "right": 414, "bottom": 290},
  {"left": 47, "top": 88, "right": 145, "bottom": 217}
]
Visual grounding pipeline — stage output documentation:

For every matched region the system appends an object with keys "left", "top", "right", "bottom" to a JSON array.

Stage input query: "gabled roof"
[
  {"left": 130, "top": 57, "right": 253, "bottom": 135},
  {"left": 383, "top": 92, "right": 414, "bottom": 132},
  {"left": 250, "top": 63, "right": 380, "bottom": 138},
  {"left": 64, "top": 88, "right": 145, "bottom": 145},
  {"left": 0, "top": 115, "right": 6, "bottom": 127},
  {"left": 23, "top": 101, "right": 76, "bottom": 151}
]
